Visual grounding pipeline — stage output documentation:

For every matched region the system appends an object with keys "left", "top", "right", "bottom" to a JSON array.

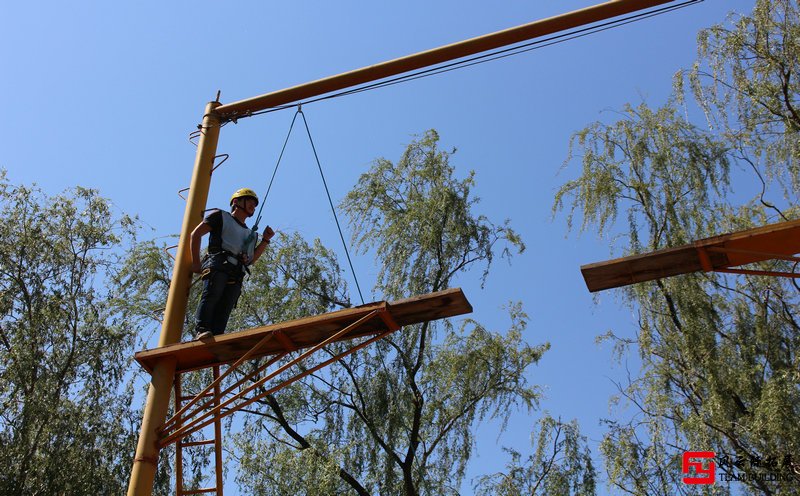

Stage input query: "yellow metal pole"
[
  {"left": 215, "top": 0, "right": 675, "bottom": 119},
  {"left": 127, "top": 101, "right": 222, "bottom": 496}
]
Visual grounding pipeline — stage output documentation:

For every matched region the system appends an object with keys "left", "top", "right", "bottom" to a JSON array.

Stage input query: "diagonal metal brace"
[
  {"left": 159, "top": 309, "right": 383, "bottom": 448},
  {"left": 159, "top": 332, "right": 277, "bottom": 435}
]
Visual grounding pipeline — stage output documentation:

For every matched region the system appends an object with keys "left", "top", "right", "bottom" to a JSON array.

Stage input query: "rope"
[
  {"left": 298, "top": 108, "right": 366, "bottom": 305},
  {"left": 250, "top": 105, "right": 366, "bottom": 305},
  {"left": 252, "top": 109, "right": 301, "bottom": 231}
]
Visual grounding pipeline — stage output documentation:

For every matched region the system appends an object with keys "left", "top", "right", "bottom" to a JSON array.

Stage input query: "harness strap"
[{"left": 207, "top": 249, "right": 245, "bottom": 267}]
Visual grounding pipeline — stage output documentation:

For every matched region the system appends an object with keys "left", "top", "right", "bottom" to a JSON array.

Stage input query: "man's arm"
[
  {"left": 250, "top": 226, "right": 275, "bottom": 265},
  {"left": 190, "top": 222, "right": 212, "bottom": 273}
]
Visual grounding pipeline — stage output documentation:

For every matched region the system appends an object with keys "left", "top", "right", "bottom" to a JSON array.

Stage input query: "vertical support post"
[
  {"left": 213, "top": 365, "right": 224, "bottom": 496},
  {"left": 127, "top": 101, "right": 222, "bottom": 496},
  {"left": 174, "top": 375, "right": 185, "bottom": 496}
]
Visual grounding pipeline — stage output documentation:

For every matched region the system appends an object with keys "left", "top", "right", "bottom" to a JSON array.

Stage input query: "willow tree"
[
  {"left": 0, "top": 175, "right": 143, "bottom": 494},
  {"left": 555, "top": 1, "right": 800, "bottom": 494},
  {"left": 224, "top": 129, "right": 549, "bottom": 495},
  {"left": 473, "top": 414, "right": 596, "bottom": 496}
]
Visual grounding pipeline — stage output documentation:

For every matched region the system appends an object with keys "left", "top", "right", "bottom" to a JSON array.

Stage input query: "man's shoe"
[{"left": 196, "top": 330, "right": 213, "bottom": 340}]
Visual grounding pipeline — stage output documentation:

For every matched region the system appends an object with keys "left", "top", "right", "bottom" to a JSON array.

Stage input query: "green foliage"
[
  {"left": 113, "top": 238, "right": 174, "bottom": 340},
  {"left": 684, "top": 0, "right": 800, "bottom": 187},
  {"left": 235, "top": 432, "right": 352, "bottom": 495},
  {"left": 555, "top": 1, "right": 800, "bottom": 494},
  {"left": 0, "top": 173, "right": 141, "bottom": 495},
  {"left": 343, "top": 129, "right": 524, "bottom": 298},
  {"left": 554, "top": 102, "right": 730, "bottom": 250},
  {"left": 598, "top": 420, "right": 700, "bottom": 496},
  {"left": 229, "top": 130, "right": 549, "bottom": 495},
  {"left": 474, "top": 414, "right": 596, "bottom": 496}
]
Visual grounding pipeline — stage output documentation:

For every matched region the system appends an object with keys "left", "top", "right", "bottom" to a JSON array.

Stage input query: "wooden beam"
[
  {"left": 135, "top": 288, "right": 472, "bottom": 374},
  {"left": 581, "top": 219, "right": 800, "bottom": 292}
]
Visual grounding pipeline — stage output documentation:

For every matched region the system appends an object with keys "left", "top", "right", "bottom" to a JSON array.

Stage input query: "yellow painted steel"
[
  {"left": 127, "top": 101, "right": 222, "bottom": 496},
  {"left": 215, "top": 0, "right": 675, "bottom": 120}
]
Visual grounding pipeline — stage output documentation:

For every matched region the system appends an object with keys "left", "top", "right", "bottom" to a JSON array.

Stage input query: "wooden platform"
[
  {"left": 135, "top": 288, "right": 472, "bottom": 374},
  {"left": 581, "top": 219, "right": 800, "bottom": 292}
]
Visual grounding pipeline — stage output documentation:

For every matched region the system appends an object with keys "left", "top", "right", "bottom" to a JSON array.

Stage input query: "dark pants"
[{"left": 195, "top": 265, "right": 243, "bottom": 335}]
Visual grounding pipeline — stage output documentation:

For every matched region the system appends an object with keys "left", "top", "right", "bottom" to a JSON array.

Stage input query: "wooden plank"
[
  {"left": 581, "top": 244, "right": 706, "bottom": 293},
  {"left": 581, "top": 219, "right": 800, "bottom": 292},
  {"left": 135, "top": 288, "right": 472, "bottom": 374}
]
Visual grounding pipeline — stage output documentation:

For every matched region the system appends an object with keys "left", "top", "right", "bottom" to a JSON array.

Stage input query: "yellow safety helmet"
[{"left": 230, "top": 188, "right": 259, "bottom": 206}]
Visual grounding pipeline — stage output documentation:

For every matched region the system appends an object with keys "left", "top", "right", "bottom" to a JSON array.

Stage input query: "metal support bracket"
[
  {"left": 696, "top": 245, "right": 800, "bottom": 279},
  {"left": 275, "top": 331, "right": 298, "bottom": 352}
]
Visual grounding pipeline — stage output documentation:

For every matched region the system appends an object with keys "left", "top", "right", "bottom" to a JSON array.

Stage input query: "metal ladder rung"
[
  {"left": 179, "top": 393, "right": 215, "bottom": 402},
  {"left": 179, "top": 439, "right": 216, "bottom": 448},
  {"left": 180, "top": 487, "right": 218, "bottom": 495}
]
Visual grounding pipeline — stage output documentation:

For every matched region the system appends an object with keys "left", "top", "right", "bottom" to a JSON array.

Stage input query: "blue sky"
[{"left": 2, "top": 0, "right": 756, "bottom": 493}]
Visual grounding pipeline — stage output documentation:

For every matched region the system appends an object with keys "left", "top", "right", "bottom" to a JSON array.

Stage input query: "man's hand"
[{"left": 262, "top": 225, "right": 275, "bottom": 242}]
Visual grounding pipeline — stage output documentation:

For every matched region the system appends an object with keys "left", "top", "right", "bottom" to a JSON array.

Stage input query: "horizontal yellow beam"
[{"left": 215, "top": 0, "right": 676, "bottom": 119}]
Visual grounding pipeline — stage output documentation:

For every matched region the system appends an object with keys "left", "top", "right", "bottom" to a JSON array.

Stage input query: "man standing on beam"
[{"left": 191, "top": 187, "right": 275, "bottom": 339}]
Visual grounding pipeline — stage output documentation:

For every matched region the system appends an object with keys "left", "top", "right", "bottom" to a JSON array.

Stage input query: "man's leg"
[
  {"left": 195, "top": 270, "right": 229, "bottom": 336},
  {"left": 210, "top": 279, "right": 242, "bottom": 335}
]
